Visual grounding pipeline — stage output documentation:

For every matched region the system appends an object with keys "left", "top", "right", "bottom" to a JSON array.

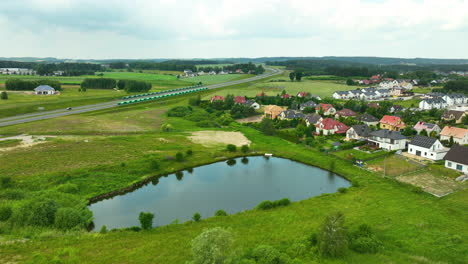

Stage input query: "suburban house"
[
  {"left": 346, "top": 124, "right": 371, "bottom": 141},
  {"left": 442, "top": 94, "right": 467, "bottom": 106},
  {"left": 419, "top": 98, "right": 448, "bottom": 110},
  {"left": 391, "top": 87, "right": 406, "bottom": 97},
  {"left": 335, "top": 108, "right": 357, "bottom": 118},
  {"left": 440, "top": 126, "right": 468, "bottom": 145},
  {"left": 304, "top": 114, "right": 322, "bottom": 127},
  {"left": 299, "top": 100, "right": 317, "bottom": 111},
  {"left": 309, "top": 95, "right": 322, "bottom": 101},
  {"left": 399, "top": 81, "right": 414, "bottom": 90},
  {"left": 281, "top": 94, "right": 291, "bottom": 99},
  {"left": 442, "top": 110, "right": 467, "bottom": 124},
  {"left": 368, "top": 130, "right": 407, "bottom": 151},
  {"left": 210, "top": 95, "right": 225, "bottom": 103},
  {"left": 413, "top": 122, "right": 441, "bottom": 136},
  {"left": 357, "top": 113, "right": 379, "bottom": 126},
  {"left": 367, "top": 102, "right": 380, "bottom": 109},
  {"left": 379, "top": 80, "right": 397, "bottom": 89},
  {"left": 332, "top": 91, "right": 350, "bottom": 100},
  {"left": 264, "top": 105, "right": 285, "bottom": 119},
  {"left": 408, "top": 135, "right": 448, "bottom": 160},
  {"left": 379, "top": 115, "right": 406, "bottom": 131},
  {"left": 348, "top": 89, "right": 363, "bottom": 98},
  {"left": 360, "top": 92, "right": 378, "bottom": 101},
  {"left": 278, "top": 110, "right": 305, "bottom": 120},
  {"left": 388, "top": 105, "right": 403, "bottom": 113},
  {"left": 444, "top": 145, "right": 468, "bottom": 173},
  {"left": 34, "top": 85, "right": 55, "bottom": 95},
  {"left": 315, "top": 118, "right": 348, "bottom": 135},
  {"left": 184, "top": 70, "right": 197, "bottom": 77},
  {"left": 234, "top": 96, "right": 246, "bottom": 104},
  {"left": 243, "top": 100, "right": 260, "bottom": 109},
  {"left": 375, "top": 89, "right": 390, "bottom": 97},
  {"left": 297, "top": 92, "right": 308, "bottom": 98},
  {"left": 315, "top": 103, "right": 336, "bottom": 116}
]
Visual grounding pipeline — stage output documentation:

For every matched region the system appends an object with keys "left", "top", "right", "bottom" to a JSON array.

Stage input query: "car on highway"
[{"left": 66, "top": 107, "right": 73, "bottom": 110}]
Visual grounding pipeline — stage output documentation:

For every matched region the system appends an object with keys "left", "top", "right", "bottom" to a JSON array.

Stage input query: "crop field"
[{"left": 179, "top": 74, "right": 252, "bottom": 85}]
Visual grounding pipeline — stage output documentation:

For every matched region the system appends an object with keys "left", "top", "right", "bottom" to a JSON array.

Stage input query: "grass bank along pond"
[{"left": 89, "top": 156, "right": 350, "bottom": 230}]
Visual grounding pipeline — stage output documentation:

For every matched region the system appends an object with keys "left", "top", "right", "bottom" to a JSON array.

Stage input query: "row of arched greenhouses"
[
  {"left": 117, "top": 87, "right": 208, "bottom": 105},
  {"left": 121, "top": 84, "right": 204, "bottom": 100}
]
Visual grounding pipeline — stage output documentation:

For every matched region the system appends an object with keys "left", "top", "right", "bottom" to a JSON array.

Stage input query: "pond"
[{"left": 89, "top": 156, "right": 350, "bottom": 230}]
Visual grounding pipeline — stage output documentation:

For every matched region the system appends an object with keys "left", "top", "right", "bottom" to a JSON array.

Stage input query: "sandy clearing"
[
  {"left": 236, "top": 115, "right": 263, "bottom": 124},
  {"left": 0, "top": 134, "right": 56, "bottom": 152},
  {"left": 188, "top": 131, "right": 251, "bottom": 147}
]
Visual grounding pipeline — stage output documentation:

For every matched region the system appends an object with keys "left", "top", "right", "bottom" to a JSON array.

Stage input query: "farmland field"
[{"left": 179, "top": 74, "right": 252, "bottom": 85}]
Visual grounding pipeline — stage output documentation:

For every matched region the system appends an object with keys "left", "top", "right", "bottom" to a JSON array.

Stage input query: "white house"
[
  {"left": 375, "top": 89, "right": 390, "bottom": 98},
  {"left": 34, "top": 85, "right": 56, "bottom": 95},
  {"left": 440, "top": 126, "right": 468, "bottom": 145},
  {"left": 332, "top": 91, "right": 350, "bottom": 100},
  {"left": 413, "top": 122, "right": 441, "bottom": 136},
  {"left": 444, "top": 145, "right": 468, "bottom": 174},
  {"left": 399, "top": 81, "right": 413, "bottom": 90},
  {"left": 348, "top": 89, "right": 363, "bottom": 98},
  {"left": 346, "top": 124, "right": 371, "bottom": 141},
  {"left": 368, "top": 129, "right": 407, "bottom": 151},
  {"left": 442, "top": 94, "right": 467, "bottom": 106},
  {"left": 304, "top": 114, "right": 322, "bottom": 127},
  {"left": 408, "top": 135, "right": 448, "bottom": 160},
  {"left": 243, "top": 100, "right": 260, "bottom": 110},
  {"left": 419, "top": 98, "right": 448, "bottom": 110},
  {"left": 360, "top": 91, "right": 378, "bottom": 101}
]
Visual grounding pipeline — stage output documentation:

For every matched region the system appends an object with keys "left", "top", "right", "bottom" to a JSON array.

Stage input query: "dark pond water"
[{"left": 89, "top": 156, "right": 350, "bottom": 230}]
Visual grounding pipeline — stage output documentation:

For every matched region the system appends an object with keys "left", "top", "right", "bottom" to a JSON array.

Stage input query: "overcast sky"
[{"left": 1, "top": 0, "right": 467, "bottom": 59}]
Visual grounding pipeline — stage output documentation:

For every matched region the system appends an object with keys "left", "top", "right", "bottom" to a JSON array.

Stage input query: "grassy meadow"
[{"left": 180, "top": 74, "right": 253, "bottom": 85}]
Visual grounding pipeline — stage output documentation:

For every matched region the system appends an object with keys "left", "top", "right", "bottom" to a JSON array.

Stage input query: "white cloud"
[{"left": 0, "top": 0, "right": 466, "bottom": 58}]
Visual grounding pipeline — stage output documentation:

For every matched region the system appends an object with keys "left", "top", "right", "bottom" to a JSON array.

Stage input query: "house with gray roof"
[
  {"left": 34, "top": 85, "right": 56, "bottom": 95},
  {"left": 346, "top": 124, "right": 371, "bottom": 141},
  {"left": 444, "top": 145, "right": 468, "bottom": 173},
  {"left": 278, "top": 110, "right": 305, "bottom": 120},
  {"left": 419, "top": 98, "right": 448, "bottom": 110},
  {"left": 243, "top": 100, "right": 260, "bottom": 109},
  {"left": 413, "top": 121, "right": 441, "bottom": 136},
  {"left": 304, "top": 113, "right": 322, "bottom": 127},
  {"left": 357, "top": 113, "right": 379, "bottom": 126},
  {"left": 368, "top": 129, "right": 407, "bottom": 151},
  {"left": 332, "top": 91, "right": 350, "bottom": 100},
  {"left": 442, "top": 94, "right": 467, "bottom": 106},
  {"left": 299, "top": 100, "right": 317, "bottom": 111},
  {"left": 408, "top": 135, "right": 447, "bottom": 160}
]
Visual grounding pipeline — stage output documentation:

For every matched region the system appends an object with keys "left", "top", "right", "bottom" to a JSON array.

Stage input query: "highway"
[{"left": 0, "top": 68, "right": 282, "bottom": 127}]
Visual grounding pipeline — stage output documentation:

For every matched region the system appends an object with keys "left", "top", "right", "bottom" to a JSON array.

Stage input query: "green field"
[
  {"left": 180, "top": 74, "right": 252, "bottom": 85},
  {"left": 332, "top": 149, "right": 389, "bottom": 161}
]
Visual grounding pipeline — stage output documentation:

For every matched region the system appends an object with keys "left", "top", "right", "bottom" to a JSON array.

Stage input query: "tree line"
[
  {"left": 197, "top": 63, "right": 265, "bottom": 75},
  {"left": 434, "top": 79, "right": 468, "bottom": 94},
  {"left": 81, "top": 78, "right": 151, "bottom": 93},
  {"left": 0, "top": 61, "right": 101, "bottom": 76},
  {"left": 5, "top": 79, "right": 62, "bottom": 91}
]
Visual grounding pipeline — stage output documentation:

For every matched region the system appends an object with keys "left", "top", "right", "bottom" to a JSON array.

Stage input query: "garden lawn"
[
  {"left": 332, "top": 148, "right": 389, "bottom": 161},
  {"left": 366, "top": 155, "right": 423, "bottom": 177}
]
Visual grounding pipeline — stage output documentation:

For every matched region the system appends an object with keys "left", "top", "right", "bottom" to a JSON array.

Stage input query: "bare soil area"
[{"left": 188, "top": 131, "right": 251, "bottom": 147}]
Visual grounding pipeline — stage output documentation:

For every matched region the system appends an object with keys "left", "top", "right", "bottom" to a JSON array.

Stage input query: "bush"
[
  {"left": 167, "top": 106, "right": 192, "bottom": 117},
  {"left": 123, "top": 80, "right": 152, "bottom": 93},
  {"left": 337, "top": 187, "right": 347, "bottom": 194},
  {"left": 161, "top": 123, "right": 174, "bottom": 132},
  {"left": 186, "top": 149, "right": 193, "bottom": 156},
  {"left": 100, "top": 225, "right": 108, "bottom": 234},
  {"left": 241, "top": 145, "right": 250, "bottom": 153},
  {"left": 256, "top": 200, "right": 274, "bottom": 210},
  {"left": 56, "top": 183, "right": 79, "bottom": 194},
  {"left": 287, "top": 242, "right": 307, "bottom": 258},
  {"left": 350, "top": 236, "right": 381, "bottom": 254},
  {"left": 273, "top": 198, "right": 291, "bottom": 207},
  {"left": 191, "top": 227, "right": 233, "bottom": 264},
  {"left": 175, "top": 152, "right": 184, "bottom": 162},
  {"left": 0, "top": 91, "right": 7, "bottom": 100},
  {"left": 226, "top": 159, "right": 236, "bottom": 166},
  {"left": 257, "top": 198, "right": 291, "bottom": 210},
  {"left": 192, "top": 212, "right": 201, "bottom": 222},
  {"left": 54, "top": 207, "right": 83, "bottom": 230},
  {"left": 307, "top": 232, "right": 318, "bottom": 246},
  {"left": 0, "top": 206, "right": 13, "bottom": 221},
  {"left": 0, "top": 176, "right": 12, "bottom": 189},
  {"left": 215, "top": 210, "right": 228, "bottom": 216},
  {"left": 0, "top": 190, "right": 25, "bottom": 200},
  {"left": 226, "top": 144, "right": 237, "bottom": 152},
  {"left": 139, "top": 212, "right": 154, "bottom": 230},
  {"left": 252, "top": 245, "right": 288, "bottom": 264},
  {"left": 12, "top": 198, "right": 58, "bottom": 227},
  {"left": 150, "top": 159, "right": 160, "bottom": 170}
]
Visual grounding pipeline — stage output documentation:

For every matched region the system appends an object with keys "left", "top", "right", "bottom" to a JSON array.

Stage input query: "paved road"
[{"left": 0, "top": 68, "right": 282, "bottom": 127}]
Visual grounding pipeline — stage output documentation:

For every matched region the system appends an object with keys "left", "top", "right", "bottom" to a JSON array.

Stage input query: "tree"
[
  {"left": 192, "top": 212, "right": 201, "bottom": 222},
  {"left": 419, "top": 129, "right": 428, "bottom": 136},
  {"left": 241, "top": 145, "right": 249, "bottom": 153},
  {"left": 54, "top": 207, "right": 83, "bottom": 230},
  {"left": 0, "top": 91, "right": 7, "bottom": 100},
  {"left": 226, "top": 144, "right": 237, "bottom": 152},
  {"left": 318, "top": 212, "right": 348, "bottom": 257},
  {"left": 191, "top": 227, "right": 233, "bottom": 264},
  {"left": 449, "top": 136, "right": 454, "bottom": 147},
  {"left": 215, "top": 210, "right": 228, "bottom": 216},
  {"left": 259, "top": 118, "right": 276, "bottom": 135},
  {"left": 138, "top": 212, "right": 154, "bottom": 230},
  {"left": 175, "top": 152, "right": 184, "bottom": 162},
  {"left": 289, "top": 72, "right": 295, "bottom": 81},
  {"left": 295, "top": 71, "right": 303, "bottom": 81},
  {"left": 346, "top": 79, "right": 355, "bottom": 86}
]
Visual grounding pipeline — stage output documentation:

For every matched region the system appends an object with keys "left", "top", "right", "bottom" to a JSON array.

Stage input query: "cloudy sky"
[{"left": 0, "top": 0, "right": 467, "bottom": 59}]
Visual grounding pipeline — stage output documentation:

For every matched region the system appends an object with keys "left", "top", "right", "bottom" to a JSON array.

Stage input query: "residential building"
[
  {"left": 315, "top": 103, "right": 336, "bottom": 115},
  {"left": 399, "top": 81, "right": 414, "bottom": 90},
  {"left": 299, "top": 100, "right": 317, "bottom": 111},
  {"left": 309, "top": 95, "right": 322, "bottom": 101},
  {"left": 335, "top": 108, "right": 357, "bottom": 118},
  {"left": 379, "top": 115, "right": 406, "bottom": 131},
  {"left": 332, "top": 91, "right": 350, "bottom": 100},
  {"left": 408, "top": 135, "right": 448, "bottom": 160},
  {"left": 444, "top": 145, "right": 468, "bottom": 173},
  {"left": 442, "top": 110, "right": 467, "bottom": 124},
  {"left": 357, "top": 113, "right": 379, "bottom": 126},
  {"left": 440, "top": 126, "right": 468, "bottom": 145},
  {"left": 297, "top": 92, "right": 308, "bottom": 98},
  {"left": 346, "top": 124, "right": 371, "bottom": 141},
  {"left": 243, "top": 100, "right": 260, "bottom": 109},
  {"left": 264, "top": 105, "right": 285, "bottom": 119},
  {"left": 367, "top": 102, "right": 380, "bottom": 109},
  {"left": 442, "top": 94, "right": 467, "bottom": 106},
  {"left": 389, "top": 105, "right": 404, "bottom": 113},
  {"left": 210, "top": 95, "right": 225, "bottom": 103},
  {"left": 375, "top": 89, "right": 390, "bottom": 97},
  {"left": 304, "top": 114, "right": 322, "bottom": 127},
  {"left": 278, "top": 110, "right": 305, "bottom": 120},
  {"left": 419, "top": 98, "right": 448, "bottom": 110},
  {"left": 348, "top": 89, "right": 363, "bottom": 98},
  {"left": 360, "top": 91, "right": 378, "bottom": 101},
  {"left": 315, "top": 118, "right": 348, "bottom": 135},
  {"left": 413, "top": 122, "right": 441, "bottom": 136},
  {"left": 368, "top": 130, "right": 407, "bottom": 151},
  {"left": 281, "top": 94, "right": 291, "bottom": 99},
  {"left": 34, "top": 85, "right": 55, "bottom": 95},
  {"left": 234, "top": 96, "right": 246, "bottom": 104}
]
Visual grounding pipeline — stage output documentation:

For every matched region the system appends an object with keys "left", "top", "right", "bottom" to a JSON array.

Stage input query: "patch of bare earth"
[
  {"left": 0, "top": 134, "right": 54, "bottom": 152},
  {"left": 236, "top": 115, "right": 263, "bottom": 123},
  {"left": 189, "top": 131, "right": 251, "bottom": 147},
  {"left": 397, "top": 172, "right": 464, "bottom": 197}
]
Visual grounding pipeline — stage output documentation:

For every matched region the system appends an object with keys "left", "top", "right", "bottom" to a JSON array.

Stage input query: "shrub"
[
  {"left": 350, "top": 236, "right": 381, "bottom": 254},
  {"left": 0, "top": 190, "right": 24, "bottom": 200},
  {"left": 287, "top": 242, "right": 307, "bottom": 258},
  {"left": 175, "top": 152, "right": 184, "bottom": 162},
  {"left": 192, "top": 212, "right": 201, "bottom": 222},
  {"left": 252, "top": 245, "right": 287, "bottom": 264},
  {"left": 318, "top": 212, "right": 348, "bottom": 257},
  {"left": 167, "top": 106, "right": 192, "bottom": 117},
  {"left": 191, "top": 227, "right": 233, "bottom": 264},
  {"left": 54, "top": 207, "right": 83, "bottom": 230},
  {"left": 0, "top": 206, "right": 13, "bottom": 221},
  {"left": 161, "top": 123, "right": 174, "bottom": 132},
  {"left": 337, "top": 187, "right": 347, "bottom": 194},
  {"left": 273, "top": 198, "right": 291, "bottom": 207},
  {"left": 215, "top": 210, "right": 228, "bottom": 217},
  {"left": 256, "top": 200, "right": 274, "bottom": 210},
  {"left": 100, "top": 225, "right": 108, "bottom": 234},
  {"left": 150, "top": 159, "right": 160, "bottom": 170},
  {"left": 241, "top": 145, "right": 250, "bottom": 153},
  {"left": 175, "top": 171, "right": 184, "bottom": 181},
  {"left": 307, "top": 232, "right": 318, "bottom": 246},
  {"left": 186, "top": 149, "right": 193, "bottom": 156},
  {"left": 13, "top": 198, "right": 58, "bottom": 227},
  {"left": 226, "top": 144, "right": 237, "bottom": 152},
  {"left": 0, "top": 91, "right": 7, "bottom": 100},
  {"left": 139, "top": 212, "right": 154, "bottom": 230},
  {"left": 56, "top": 183, "right": 79, "bottom": 194},
  {"left": 0, "top": 176, "right": 12, "bottom": 189}
]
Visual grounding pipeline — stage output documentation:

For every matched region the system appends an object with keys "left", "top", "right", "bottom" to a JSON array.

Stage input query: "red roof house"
[
  {"left": 335, "top": 108, "right": 358, "bottom": 118},
  {"left": 256, "top": 92, "right": 266, "bottom": 97},
  {"left": 234, "top": 96, "right": 246, "bottom": 104},
  {"left": 315, "top": 103, "right": 336, "bottom": 115},
  {"left": 281, "top": 94, "right": 291, "bottom": 99},
  {"left": 362, "top": 80, "right": 371, "bottom": 85},
  {"left": 379, "top": 115, "right": 406, "bottom": 131},
  {"left": 297, "top": 92, "right": 308, "bottom": 98},
  {"left": 210, "top": 95, "right": 225, "bottom": 103},
  {"left": 315, "top": 118, "right": 349, "bottom": 135}
]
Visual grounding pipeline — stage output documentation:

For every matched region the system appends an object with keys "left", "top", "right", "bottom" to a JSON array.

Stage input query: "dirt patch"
[
  {"left": 0, "top": 134, "right": 55, "bottom": 152},
  {"left": 189, "top": 131, "right": 251, "bottom": 147},
  {"left": 397, "top": 172, "right": 464, "bottom": 197},
  {"left": 236, "top": 115, "right": 263, "bottom": 123}
]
